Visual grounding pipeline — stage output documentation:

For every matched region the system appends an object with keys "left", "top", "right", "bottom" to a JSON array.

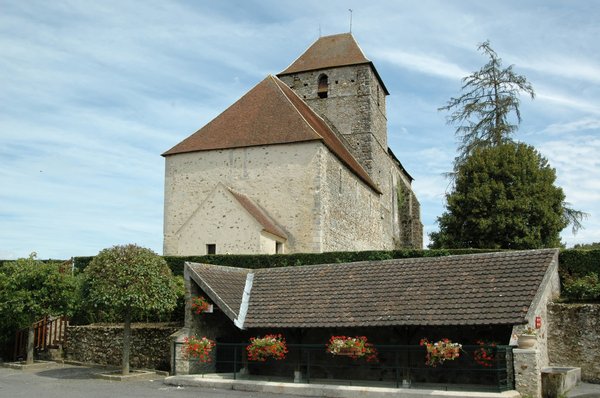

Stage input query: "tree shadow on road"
[{"left": 36, "top": 365, "right": 107, "bottom": 380}]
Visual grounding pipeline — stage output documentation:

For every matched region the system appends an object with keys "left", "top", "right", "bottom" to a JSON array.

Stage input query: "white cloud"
[
  {"left": 536, "top": 89, "right": 600, "bottom": 115},
  {"left": 520, "top": 57, "right": 600, "bottom": 85},
  {"left": 373, "top": 49, "right": 469, "bottom": 80},
  {"left": 540, "top": 118, "right": 600, "bottom": 135}
]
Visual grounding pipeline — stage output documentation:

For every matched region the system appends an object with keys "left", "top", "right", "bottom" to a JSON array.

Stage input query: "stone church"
[{"left": 162, "top": 33, "right": 422, "bottom": 255}]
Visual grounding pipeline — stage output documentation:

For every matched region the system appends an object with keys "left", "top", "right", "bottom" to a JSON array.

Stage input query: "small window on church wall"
[
  {"left": 206, "top": 244, "right": 216, "bottom": 255},
  {"left": 276, "top": 241, "right": 284, "bottom": 254},
  {"left": 317, "top": 74, "right": 329, "bottom": 98}
]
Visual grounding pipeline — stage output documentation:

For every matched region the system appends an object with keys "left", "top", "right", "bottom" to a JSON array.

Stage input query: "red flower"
[
  {"left": 182, "top": 336, "right": 215, "bottom": 362},
  {"left": 473, "top": 340, "right": 497, "bottom": 367},
  {"left": 191, "top": 296, "right": 211, "bottom": 314},
  {"left": 247, "top": 334, "right": 288, "bottom": 362}
]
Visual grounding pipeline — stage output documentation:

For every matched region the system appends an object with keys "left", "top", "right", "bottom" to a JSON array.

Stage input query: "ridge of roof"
[
  {"left": 277, "top": 33, "right": 389, "bottom": 95},
  {"left": 227, "top": 187, "right": 287, "bottom": 240}
]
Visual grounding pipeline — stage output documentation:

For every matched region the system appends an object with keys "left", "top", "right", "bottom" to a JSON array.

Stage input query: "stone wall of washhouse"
[
  {"left": 548, "top": 303, "right": 600, "bottom": 383},
  {"left": 512, "top": 254, "right": 561, "bottom": 398},
  {"left": 65, "top": 323, "right": 180, "bottom": 371}
]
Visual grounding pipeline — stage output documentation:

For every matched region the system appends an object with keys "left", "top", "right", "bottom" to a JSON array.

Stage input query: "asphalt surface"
[{"left": 0, "top": 363, "right": 308, "bottom": 398}]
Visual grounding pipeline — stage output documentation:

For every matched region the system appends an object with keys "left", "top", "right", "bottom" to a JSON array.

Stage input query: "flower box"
[
  {"left": 182, "top": 336, "right": 215, "bottom": 362},
  {"left": 191, "top": 296, "right": 213, "bottom": 314},
  {"left": 326, "top": 336, "right": 378, "bottom": 362},
  {"left": 420, "top": 338, "right": 462, "bottom": 367},
  {"left": 336, "top": 347, "right": 362, "bottom": 356},
  {"left": 247, "top": 334, "right": 288, "bottom": 362}
]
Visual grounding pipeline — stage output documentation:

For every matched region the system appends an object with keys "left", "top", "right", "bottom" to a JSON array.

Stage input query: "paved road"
[{"left": 0, "top": 363, "right": 308, "bottom": 398}]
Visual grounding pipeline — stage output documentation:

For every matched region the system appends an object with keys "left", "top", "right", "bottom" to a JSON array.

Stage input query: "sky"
[{"left": 1, "top": 0, "right": 599, "bottom": 260}]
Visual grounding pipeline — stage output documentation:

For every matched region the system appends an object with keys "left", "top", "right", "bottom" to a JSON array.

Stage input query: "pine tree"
[{"left": 439, "top": 40, "right": 535, "bottom": 167}]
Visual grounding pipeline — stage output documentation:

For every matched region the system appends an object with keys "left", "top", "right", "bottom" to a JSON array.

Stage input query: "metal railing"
[{"left": 172, "top": 342, "right": 514, "bottom": 392}]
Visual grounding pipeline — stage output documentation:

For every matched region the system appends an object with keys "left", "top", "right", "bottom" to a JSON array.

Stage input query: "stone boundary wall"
[
  {"left": 548, "top": 303, "right": 600, "bottom": 383},
  {"left": 65, "top": 323, "right": 180, "bottom": 371}
]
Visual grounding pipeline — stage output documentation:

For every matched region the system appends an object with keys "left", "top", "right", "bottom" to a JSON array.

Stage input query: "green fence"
[{"left": 173, "top": 342, "right": 515, "bottom": 393}]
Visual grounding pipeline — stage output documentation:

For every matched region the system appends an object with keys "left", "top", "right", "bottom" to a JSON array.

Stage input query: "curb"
[{"left": 164, "top": 375, "right": 521, "bottom": 398}]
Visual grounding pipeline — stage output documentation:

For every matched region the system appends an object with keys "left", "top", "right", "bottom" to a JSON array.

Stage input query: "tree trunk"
[
  {"left": 122, "top": 311, "right": 131, "bottom": 375},
  {"left": 26, "top": 325, "right": 35, "bottom": 364}
]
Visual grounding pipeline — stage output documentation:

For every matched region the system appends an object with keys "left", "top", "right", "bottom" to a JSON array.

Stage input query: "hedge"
[
  {"left": 8, "top": 247, "right": 599, "bottom": 302},
  {"left": 558, "top": 249, "right": 600, "bottom": 302},
  {"left": 73, "top": 248, "right": 500, "bottom": 276},
  {"left": 18, "top": 248, "right": 600, "bottom": 276},
  {"left": 557, "top": 249, "right": 600, "bottom": 277}
]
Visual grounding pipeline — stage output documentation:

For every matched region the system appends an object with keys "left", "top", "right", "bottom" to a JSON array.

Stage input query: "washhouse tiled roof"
[
  {"left": 186, "top": 263, "right": 251, "bottom": 322},
  {"left": 186, "top": 249, "right": 558, "bottom": 329},
  {"left": 162, "top": 75, "right": 380, "bottom": 194}
]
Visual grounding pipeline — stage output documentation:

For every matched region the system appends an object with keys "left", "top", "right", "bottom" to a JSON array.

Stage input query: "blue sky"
[{"left": 1, "top": 0, "right": 599, "bottom": 259}]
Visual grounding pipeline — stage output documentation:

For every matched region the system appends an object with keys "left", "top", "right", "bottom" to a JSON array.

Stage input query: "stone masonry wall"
[
  {"left": 548, "top": 303, "right": 600, "bottom": 383},
  {"left": 279, "top": 64, "right": 422, "bottom": 249},
  {"left": 65, "top": 323, "right": 180, "bottom": 371},
  {"left": 175, "top": 184, "right": 268, "bottom": 255},
  {"left": 321, "top": 146, "right": 390, "bottom": 251},
  {"left": 279, "top": 64, "right": 387, "bottom": 153},
  {"left": 164, "top": 142, "right": 323, "bottom": 255}
]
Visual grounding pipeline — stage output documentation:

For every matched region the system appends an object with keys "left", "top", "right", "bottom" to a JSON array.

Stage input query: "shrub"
[{"left": 562, "top": 273, "right": 600, "bottom": 302}]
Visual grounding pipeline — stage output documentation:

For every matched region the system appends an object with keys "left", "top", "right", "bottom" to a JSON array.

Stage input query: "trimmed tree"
[
  {"left": 0, "top": 253, "right": 79, "bottom": 364},
  {"left": 84, "top": 244, "right": 177, "bottom": 374},
  {"left": 429, "top": 143, "right": 569, "bottom": 249}
]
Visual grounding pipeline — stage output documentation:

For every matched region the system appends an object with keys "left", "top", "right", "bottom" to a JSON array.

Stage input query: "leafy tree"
[
  {"left": 84, "top": 244, "right": 177, "bottom": 374},
  {"left": 0, "top": 253, "right": 79, "bottom": 364},
  {"left": 429, "top": 143, "right": 571, "bottom": 249},
  {"left": 439, "top": 40, "right": 535, "bottom": 166}
]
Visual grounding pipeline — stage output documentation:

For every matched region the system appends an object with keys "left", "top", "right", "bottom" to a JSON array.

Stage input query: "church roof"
[
  {"left": 277, "top": 33, "right": 389, "bottom": 95},
  {"left": 186, "top": 249, "right": 559, "bottom": 329},
  {"left": 163, "top": 75, "right": 381, "bottom": 194},
  {"left": 227, "top": 188, "right": 287, "bottom": 240}
]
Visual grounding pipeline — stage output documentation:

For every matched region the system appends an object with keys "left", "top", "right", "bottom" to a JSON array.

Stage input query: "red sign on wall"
[{"left": 535, "top": 316, "right": 542, "bottom": 329}]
